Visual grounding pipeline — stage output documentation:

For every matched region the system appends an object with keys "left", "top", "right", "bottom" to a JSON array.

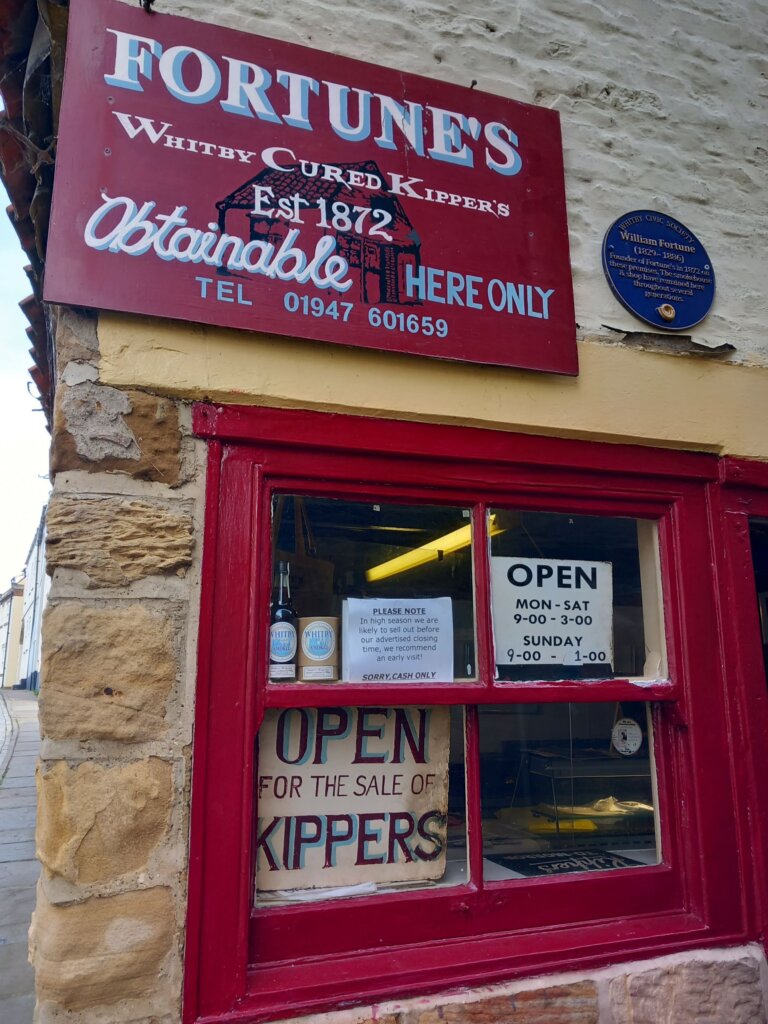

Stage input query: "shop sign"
[
  {"left": 602, "top": 210, "right": 715, "bottom": 330},
  {"left": 44, "top": 0, "right": 577, "bottom": 374},
  {"left": 341, "top": 597, "right": 453, "bottom": 682},
  {"left": 256, "top": 706, "right": 450, "bottom": 892},
  {"left": 488, "top": 849, "right": 643, "bottom": 876},
  {"left": 490, "top": 556, "right": 613, "bottom": 667}
]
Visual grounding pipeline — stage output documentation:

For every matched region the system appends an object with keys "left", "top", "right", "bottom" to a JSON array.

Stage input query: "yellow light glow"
[{"left": 365, "top": 515, "right": 501, "bottom": 582}]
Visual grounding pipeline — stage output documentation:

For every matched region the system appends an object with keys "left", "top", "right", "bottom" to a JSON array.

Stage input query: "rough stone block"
[
  {"left": 37, "top": 758, "right": 172, "bottom": 884},
  {"left": 355, "top": 1017, "right": 400, "bottom": 1024},
  {"left": 46, "top": 494, "right": 193, "bottom": 586},
  {"left": 54, "top": 307, "right": 99, "bottom": 365},
  {"left": 39, "top": 603, "right": 177, "bottom": 742},
  {"left": 31, "top": 886, "right": 175, "bottom": 1011},
  {"left": 401, "top": 982, "right": 598, "bottom": 1023},
  {"left": 51, "top": 384, "right": 183, "bottom": 485},
  {"left": 609, "top": 955, "right": 767, "bottom": 1024}
]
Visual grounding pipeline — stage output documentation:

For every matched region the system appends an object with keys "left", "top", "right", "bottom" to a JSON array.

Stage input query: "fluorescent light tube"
[{"left": 365, "top": 515, "right": 500, "bottom": 583}]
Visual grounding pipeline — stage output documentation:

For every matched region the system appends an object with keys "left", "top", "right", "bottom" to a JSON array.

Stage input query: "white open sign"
[{"left": 491, "top": 556, "right": 613, "bottom": 668}]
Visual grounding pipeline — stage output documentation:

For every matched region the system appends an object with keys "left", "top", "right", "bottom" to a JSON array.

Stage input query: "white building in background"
[
  {"left": 0, "top": 580, "right": 24, "bottom": 688},
  {"left": 17, "top": 506, "right": 48, "bottom": 692}
]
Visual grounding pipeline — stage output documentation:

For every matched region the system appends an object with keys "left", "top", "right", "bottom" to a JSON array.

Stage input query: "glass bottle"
[{"left": 269, "top": 560, "right": 297, "bottom": 680}]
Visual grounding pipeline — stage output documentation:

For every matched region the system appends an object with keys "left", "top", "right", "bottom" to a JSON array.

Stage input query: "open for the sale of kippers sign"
[
  {"left": 255, "top": 707, "right": 450, "bottom": 894},
  {"left": 45, "top": 0, "right": 577, "bottom": 374}
]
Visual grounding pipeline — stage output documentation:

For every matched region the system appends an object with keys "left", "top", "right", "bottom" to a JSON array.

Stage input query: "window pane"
[
  {"left": 749, "top": 519, "right": 768, "bottom": 680},
  {"left": 489, "top": 510, "right": 664, "bottom": 680},
  {"left": 479, "top": 703, "right": 659, "bottom": 879},
  {"left": 254, "top": 705, "right": 467, "bottom": 905},
  {"left": 270, "top": 495, "right": 476, "bottom": 683}
]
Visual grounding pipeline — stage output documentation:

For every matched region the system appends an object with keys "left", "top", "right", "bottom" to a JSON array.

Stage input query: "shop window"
[
  {"left": 269, "top": 495, "right": 477, "bottom": 682},
  {"left": 255, "top": 499, "right": 663, "bottom": 908},
  {"left": 490, "top": 511, "right": 664, "bottom": 681},
  {"left": 478, "top": 702, "right": 658, "bottom": 880},
  {"left": 186, "top": 407, "right": 742, "bottom": 1024}
]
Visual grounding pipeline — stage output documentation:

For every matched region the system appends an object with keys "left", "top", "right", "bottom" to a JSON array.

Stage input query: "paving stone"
[
  {"left": 0, "top": 829, "right": 36, "bottom": 845},
  {"left": 0, "top": 920, "right": 33, "bottom": 945},
  {"left": 4, "top": 757, "right": 38, "bottom": 772},
  {"left": 0, "top": 782, "right": 37, "bottom": 795},
  {"left": 0, "top": 861, "right": 40, "bottom": 887},
  {"left": 0, "top": 807, "right": 36, "bottom": 829},
  {"left": 2, "top": 768, "right": 37, "bottom": 780},
  {"left": 0, "top": 842, "right": 37, "bottom": 864},
  {"left": 0, "top": 887, "right": 36, "bottom": 928},
  {"left": 0, "top": 993, "right": 35, "bottom": 1024},
  {"left": 0, "top": 791, "right": 38, "bottom": 808},
  {"left": 1, "top": 775, "right": 38, "bottom": 791},
  {"left": 0, "top": 685, "right": 39, "bottom": 1024},
  {"left": 0, "top": 938, "right": 35, "bottom": 999}
]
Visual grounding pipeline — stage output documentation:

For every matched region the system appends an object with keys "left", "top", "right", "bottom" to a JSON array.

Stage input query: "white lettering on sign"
[
  {"left": 83, "top": 193, "right": 354, "bottom": 292},
  {"left": 256, "top": 706, "right": 450, "bottom": 893},
  {"left": 490, "top": 556, "right": 613, "bottom": 668},
  {"left": 103, "top": 29, "right": 524, "bottom": 176}
]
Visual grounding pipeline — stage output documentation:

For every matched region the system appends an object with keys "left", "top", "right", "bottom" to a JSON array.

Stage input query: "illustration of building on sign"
[{"left": 216, "top": 160, "right": 421, "bottom": 305}]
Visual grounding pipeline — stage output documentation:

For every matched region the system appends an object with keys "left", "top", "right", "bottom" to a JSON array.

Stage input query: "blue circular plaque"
[{"left": 602, "top": 210, "right": 715, "bottom": 330}]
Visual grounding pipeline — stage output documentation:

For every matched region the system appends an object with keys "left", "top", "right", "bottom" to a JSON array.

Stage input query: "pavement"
[{"left": 0, "top": 689, "right": 40, "bottom": 1024}]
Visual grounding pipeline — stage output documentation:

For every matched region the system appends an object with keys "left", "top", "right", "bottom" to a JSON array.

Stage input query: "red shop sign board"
[{"left": 45, "top": 0, "right": 577, "bottom": 374}]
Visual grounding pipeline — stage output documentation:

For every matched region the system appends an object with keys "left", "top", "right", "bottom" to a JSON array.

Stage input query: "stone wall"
[
  {"left": 30, "top": 307, "right": 204, "bottom": 1023},
  {"left": 270, "top": 946, "right": 768, "bottom": 1024}
]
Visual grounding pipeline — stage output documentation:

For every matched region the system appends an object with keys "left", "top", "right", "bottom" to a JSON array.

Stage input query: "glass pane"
[
  {"left": 479, "top": 702, "right": 659, "bottom": 880},
  {"left": 254, "top": 705, "right": 467, "bottom": 905},
  {"left": 269, "top": 495, "right": 476, "bottom": 683},
  {"left": 749, "top": 519, "right": 768, "bottom": 680},
  {"left": 489, "top": 509, "right": 664, "bottom": 680}
]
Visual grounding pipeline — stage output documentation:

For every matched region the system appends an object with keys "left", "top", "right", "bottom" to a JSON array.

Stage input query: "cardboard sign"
[
  {"left": 487, "top": 850, "right": 644, "bottom": 877},
  {"left": 256, "top": 706, "right": 450, "bottom": 892},
  {"left": 342, "top": 597, "right": 453, "bottom": 682},
  {"left": 491, "top": 556, "right": 613, "bottom": 667},
  {"left": 612, "top": 717, "right": 643, "bottom": 756},
  {"left": 44, "top": 0, "right": 576, "bottom": 374}
]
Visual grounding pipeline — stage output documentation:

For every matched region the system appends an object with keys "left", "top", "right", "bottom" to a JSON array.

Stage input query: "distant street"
[{"left": 0, "top": 690, "right": 40, "bottom": 1023}]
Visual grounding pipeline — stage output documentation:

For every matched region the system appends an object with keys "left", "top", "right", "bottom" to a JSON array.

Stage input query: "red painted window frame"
[
  {"left": 184, "top": 405, "right": 754, "bottom": 1024},
  {"left": 710, "top": 459, "right": 768, "bottom": 945}
]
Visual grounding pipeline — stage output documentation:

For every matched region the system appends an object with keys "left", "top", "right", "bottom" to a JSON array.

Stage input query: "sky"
[{"left": 0, "top": 180, "right": 52, "bottom": 588}]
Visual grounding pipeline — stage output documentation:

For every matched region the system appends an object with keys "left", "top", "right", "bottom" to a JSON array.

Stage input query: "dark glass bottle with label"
[{"left": 269, "top": 561, "right": 297, "bottom": 680}]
